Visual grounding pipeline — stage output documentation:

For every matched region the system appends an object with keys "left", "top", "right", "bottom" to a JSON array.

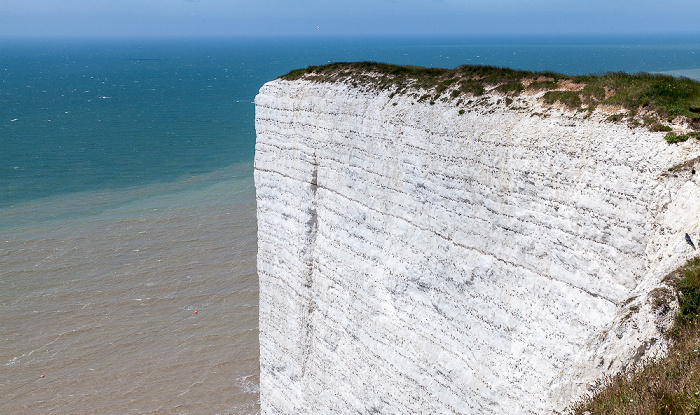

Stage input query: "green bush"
[
  {"left": 665, "top": 133, "right": 689, "bottom": 144},
  {"left": 650, "top": 123, "right": 673, "bottom": 132},
  {"left": 677, "top": 258, "right": 700, "bottom": 324},
  {"left": 495, "top": 81, "right": 524, "bottom": 95},
  {"left": 527, "top": 80, "right": 558, "bottom": 90},
  {"left": 435, "top": 78, "right": 456, "bottom": 96},
  {"left": 542, "top": 91, "right": 582, "bottom": 109},
  {"left": 581, "top": 84, "right": 606, "bottom": 101},
  {"left": 459, "top": 80, "right": 485, "bottom": 96}
]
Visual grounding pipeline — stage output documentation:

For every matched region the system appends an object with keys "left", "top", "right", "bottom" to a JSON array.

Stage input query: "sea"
[{"left": 1, "top": 34, "right": 699, "bottom": 414}]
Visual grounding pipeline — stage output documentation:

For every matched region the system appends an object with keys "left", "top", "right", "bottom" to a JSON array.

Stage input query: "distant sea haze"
[{"left": 1, "top": 35, "right": 698, "bottom": 414}]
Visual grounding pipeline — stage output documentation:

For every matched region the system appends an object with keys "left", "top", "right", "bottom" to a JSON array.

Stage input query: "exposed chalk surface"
[{"left": 254, "top": 79, "right": 700, "bottom": 414}]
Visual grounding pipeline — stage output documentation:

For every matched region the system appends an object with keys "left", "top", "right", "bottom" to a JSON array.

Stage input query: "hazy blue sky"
[{"left": 2, "top": 0, "right": 700, "bottom": 38}]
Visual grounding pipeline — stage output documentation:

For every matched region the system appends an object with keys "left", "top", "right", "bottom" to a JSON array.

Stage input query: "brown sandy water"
[{"left": 0, "top": 167, "right": 259, "bottom": 414}]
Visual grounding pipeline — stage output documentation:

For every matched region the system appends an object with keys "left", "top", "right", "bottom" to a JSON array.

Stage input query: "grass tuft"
[
  {"left": 677, "top": 260, "right": 700, "bottom": 324},
  {"left": 542, "top": 91, "right": 582, "bottom": 109},
  {"left": 528, "top": 80, "right": 559, "bottom": 90},
  {"left": 665, "top": 133, "right": 689, "bottom": 144},
  {"left": 650, "top": 123, "right": 673, "bottom": 132},
  {"left": 495, "top": 81, "right": 524, "bottom": 95}
]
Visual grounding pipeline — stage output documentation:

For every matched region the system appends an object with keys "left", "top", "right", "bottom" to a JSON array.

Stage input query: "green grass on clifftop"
[
  {"left": 571, "top": 257, "right": 700, "bottom": 415},
  {"left": 280, "top": 62, "right": 700, "bottom": 127}
]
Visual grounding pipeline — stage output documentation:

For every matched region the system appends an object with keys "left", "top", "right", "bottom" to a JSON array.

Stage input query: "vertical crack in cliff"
[{"left": 300, "top": 154, "right": 319, "bottom": 378}]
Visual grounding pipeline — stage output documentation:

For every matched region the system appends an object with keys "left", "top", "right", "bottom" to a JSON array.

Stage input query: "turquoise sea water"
[
  {"left": 3, "top": 35, "right": 700, "bottom": 211},
  {"left": 1, "top": 35, "right": 699, "bottom": 414}
]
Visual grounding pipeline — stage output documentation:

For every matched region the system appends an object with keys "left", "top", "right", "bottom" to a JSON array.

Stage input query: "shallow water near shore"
[
  {"left": 0, "top": 165, "right": 260, "bottom": 414},
  {"left": 1, "top": 35, "right": 699, "bottom": 414}
]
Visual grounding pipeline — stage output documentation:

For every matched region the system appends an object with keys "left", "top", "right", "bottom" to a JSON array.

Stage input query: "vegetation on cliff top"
[
  {"left": 280, "top": 62, "right": 700, "bottom": 134},
  {"left": 571, "top": 257, "right": 700, "bottom": 415}
]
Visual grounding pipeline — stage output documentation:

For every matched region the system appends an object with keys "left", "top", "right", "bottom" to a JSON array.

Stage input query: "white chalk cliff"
[{"left": 254, "top": 78, "right": 700, "bottom": 414}]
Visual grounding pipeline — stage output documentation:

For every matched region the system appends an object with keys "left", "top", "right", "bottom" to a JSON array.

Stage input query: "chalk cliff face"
[{"left": 254, "top": 79, "right": 700, "bottom": 414}]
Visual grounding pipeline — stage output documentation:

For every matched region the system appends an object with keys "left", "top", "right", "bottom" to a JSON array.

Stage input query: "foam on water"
[{"left": 661, "top": 68, "right": 700, "bottom": 81}]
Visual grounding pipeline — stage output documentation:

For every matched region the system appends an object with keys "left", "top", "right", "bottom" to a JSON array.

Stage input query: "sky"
[{"left": 1, "top": 0, "right": 700, "bottom": 38}]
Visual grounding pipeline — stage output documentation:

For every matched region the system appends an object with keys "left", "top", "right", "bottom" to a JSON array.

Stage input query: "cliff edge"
[{"left": 254, "top": 64, "right": 700, "bottom": 414}]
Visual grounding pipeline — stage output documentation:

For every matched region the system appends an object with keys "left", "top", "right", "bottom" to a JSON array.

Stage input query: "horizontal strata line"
[
  {"left": 302, "top": 298, "right": 484, "bottom": 413},
  {"left": 256, "top": 118, "right": 650, "bottom": 188},
  {"left": 261, "top": 188, "right": 634, "bottom": 305},
  {"left": 259, "top": 205, "right": 589, "bottom": 372},
  {"left": 313, "top": 223, "right": 601, "bottom": 340},
  {"left": 312, "top": 250, "right": 511, "bottom": 346},
  {"left": 256, "top": 127, "right": 653, "bottom": 214},
  {"left": 317, "top": 160, "right": 643, "bottom": 259},
  {"left": 256, "top": 137, "right": 650, "bottom": 234},
  {"left": 287, "top": 278, "right": 482, "bottom": 413},
  {"left": 256, "top": 114, "right": 651, "bottom": 180},
  {"left": 255, "top": 108, "right": 629, "bottom": 166},
  {"left": 319, "top": 185, "right": 620, "bottom": 305},
  {"left": 262, "top": 126, "right": 648, "bottom": 212},
  {"left": 257, "top": 145, "right": 644, "bottom": 263},
  {"left": 256, "top": 104, "right": 656, "bottom": 173},
  {"left": 307, "top": 256, "right": 551, "bottom": 411},
  {"left": 314, "top": 248, "right": 587, "bottom": 368},
  {"left": 259, "top": 165, "right": 622, "bottom": 305},
  {"left": 260, "top": 284, "right": 470, "bottom": 413},
  {"left": 256, "top": 167, "right": 619, "bottom": 305}
]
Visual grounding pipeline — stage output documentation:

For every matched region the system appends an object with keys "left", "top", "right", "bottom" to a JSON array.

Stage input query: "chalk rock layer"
[{"left": 254, "top": 79, "right": 700, "bottom": 414}]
